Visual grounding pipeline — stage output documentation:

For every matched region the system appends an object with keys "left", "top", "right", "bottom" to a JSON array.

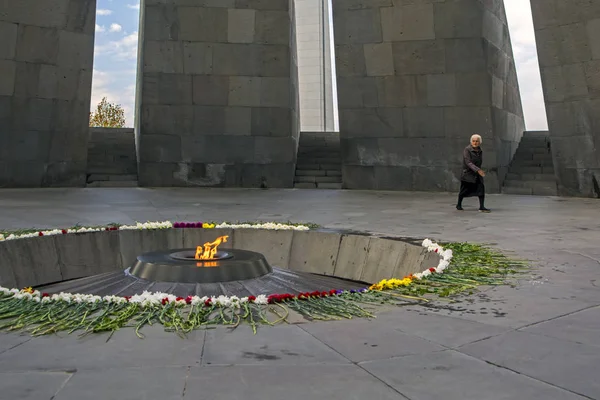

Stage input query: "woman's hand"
[{"left": 478, "top": 170, "right": 486, "bottom": 177}]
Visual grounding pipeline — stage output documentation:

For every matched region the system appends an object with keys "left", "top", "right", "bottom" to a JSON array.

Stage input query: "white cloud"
[
  {"left": 94, "top": 31, "right": 139, "bottom": 60},
  {"left": 91, "top": 70, "right": 137, "bottom": 128},
  {"left": 127, "top": 4, "right": 140, "bottom": 10},
  {"left": 109, "top": 23, "right": 123, "bottom": 33},
  {"left": 95, "top": 24, "right": 105, "bottom": 33},
  {"left": 504, "top": 1, "right": 548, "bottom": 130},
  {"left": 96, "top": 9, "right": 113, "bottom": 16}
]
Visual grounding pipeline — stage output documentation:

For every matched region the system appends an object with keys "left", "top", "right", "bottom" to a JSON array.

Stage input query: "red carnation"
[
  {"left": 124, "top": 296, "right": 132, "bottom": 302},
  {"left": 105, "top": 227, "right": 110, "bottom": 231},
  {"left": 435, "top": 249, "right": 438, "bottom": 253},
  {"left": 42, "top": 293, "right": 49, "bottom": 298},
  {"left": 38, "top": 232, "right": 43, "bottom": 236},
  {"left": 248, "top": 295, "right": 256, "bottom": 302},
  {"left": 161, "top": 297, "right": 169, "bottom": 305},
  {"left": 176, "top": 296, "right": 184, "bottom": 302},
  {"left": 204, "top": 298, "right": 212, "bottom": 307},
  {"left": 185, "top": 296, "right": 193, "bottom": 304},
  {"left": 61, "top": 229, "right": 67, "bottom": 234},
  {"left": 429, "top": 267, "right": 436, "bottom": 273},
  {"left": 328, "top": 289, "right": 337, "bottom": 296}
]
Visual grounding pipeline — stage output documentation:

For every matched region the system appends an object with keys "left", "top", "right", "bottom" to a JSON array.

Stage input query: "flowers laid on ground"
[
  {"left": 0, "top": 237, "right": 526, "bottom": 337},
  {"left": 0, "top": 220, "right": 312, "bottom": 242}
]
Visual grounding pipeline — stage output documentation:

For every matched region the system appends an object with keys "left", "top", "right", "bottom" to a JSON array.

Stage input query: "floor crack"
[{"left": 181, "top": 366, "right": 191, "bottom": 398}]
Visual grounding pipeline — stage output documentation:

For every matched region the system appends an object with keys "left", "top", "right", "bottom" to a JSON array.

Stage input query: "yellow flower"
[
  {"left": 202, "top": 223, "right": 215, "bottom": 229},
  {"left": 22, "top": 287, "right": 34, "bottom": 294}
]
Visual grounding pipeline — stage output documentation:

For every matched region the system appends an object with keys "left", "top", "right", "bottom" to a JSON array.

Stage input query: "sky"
[{"left": 91, "top": 0, "right": 548, "bottom": 130}]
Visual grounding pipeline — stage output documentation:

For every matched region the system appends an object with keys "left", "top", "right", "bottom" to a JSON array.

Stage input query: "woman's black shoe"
[
  {"left": 479, "top": 207, "right": 491, "bottom": 213},
  {"left": 456, "top": 205, "right": 464, "bottom": 211}
]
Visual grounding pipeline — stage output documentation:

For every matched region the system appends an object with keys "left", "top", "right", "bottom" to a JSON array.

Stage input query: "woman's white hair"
[{"left": 470, "top": 134, "right": 482, "bottom": 143}]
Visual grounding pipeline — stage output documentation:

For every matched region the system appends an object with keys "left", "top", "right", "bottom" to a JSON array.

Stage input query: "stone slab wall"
[
  {"left": 87, "top": 128, "right": 137, "bottom": 176},
  {"left": 0, "top": 0, "right": 96, "bottom": 187},
  {"left": 333, "top": 0, "right": 524, "bottom": 192},
  {"left": 136, "top": 0, "right": 299, "bottom": 188},
  {"left": 531, "top": 0, "right": 600, "bottom": 197}
]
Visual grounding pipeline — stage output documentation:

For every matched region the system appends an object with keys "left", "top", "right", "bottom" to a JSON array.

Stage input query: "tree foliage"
[{"left": 89, "top": 97, "right": 126, "bottom": 128}]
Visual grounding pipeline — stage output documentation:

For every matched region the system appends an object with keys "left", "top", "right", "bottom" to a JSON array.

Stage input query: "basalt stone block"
[
  {"left": 0, "top": 21, "right": 18, "bottom": 60},
  {"left": 139, "top": 134, "right": 182, "bottom": 163},
  {"left": 65, "top": 0, "right": 96, "bottom": 35},
  {"left": 339, "top": 107, "right": 403, "bottom": 138},
  {"left": 334, "top": 9, "right": 382, "bottom": 45},
  {"left": 0, "top": 236, "right": 62, "bottom": 288},
  {"left": 289, "top": 231, "right": 341, "bottom": 275},
  {"left": 235, "top": 0, "right": 288, "bottom": 10},
  {"left": 144, "top": 41, "right": 184, "bottom": 74},
  {"left": 54, "top": 231, "right": 122, "bottom": 280},
  {"left": 119, "top": 229, "right": 184, "bottom": 268},
  {"left": 177, "top": 7, "right": 228, "bottom": 42},
  {"left": 0, "top": 60, "right": 16, "bottom": 96},
  {"left": 254, "top": 136, "right": 295, "bottom": 163},
  {"left": 373, "top": 166, "right": 412, "bottom": 191},
  {"left": 333, "top": 234, "right": 371, "bottom": 281},
  {"left": 212, "top": 43, "right": 261, "bottom": 76},
  {"left": 15, "top": 25, "right": 59, "bottom": 64},
  {"left": 254, "top": 10, "right": 289, "bottom": 45},
  {"left": 394, "top": 244, "right": 438, "bottom": 279},
  {"left": 233, "top": 229, "right": 293, "bottom": 268},
  {"left": 183, "top": 42, "right": 213, "bottom": 74},
  {"left": 360, "top": 238, "right": 407, "bottom": 284}
]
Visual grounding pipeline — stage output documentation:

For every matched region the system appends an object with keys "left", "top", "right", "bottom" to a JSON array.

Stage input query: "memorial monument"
[{"left": 0, "top": 0, "right": 598, "bottom": 197}]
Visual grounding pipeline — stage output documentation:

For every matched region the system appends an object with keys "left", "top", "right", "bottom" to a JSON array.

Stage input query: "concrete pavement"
[{"left": 0, "top": 188, "right": 598, "bottom": 399}]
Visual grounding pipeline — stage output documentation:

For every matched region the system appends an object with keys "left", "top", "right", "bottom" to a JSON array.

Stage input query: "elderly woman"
[{"left": 457, "top": 134, "right": 491, "bottom": 212}]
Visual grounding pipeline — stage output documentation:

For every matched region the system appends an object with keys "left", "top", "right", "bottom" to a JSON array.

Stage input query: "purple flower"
[
  {"left": 359, "top": 288, "right": 368, "bottom": 293},
  {"left": 185, "top": 223, "right": 193, "bottom": 228},
  {"left": 350, "top": 289, "right": 356, "bottom": 294},
  {"left": 173, "top": 222, "right": 181, "bottom": 228},
  {"left": 194, "top": 222, "right": 203, "bottom": 228},
  {"left": 335, "top": 290, "right": 344, "bottom": 295}
]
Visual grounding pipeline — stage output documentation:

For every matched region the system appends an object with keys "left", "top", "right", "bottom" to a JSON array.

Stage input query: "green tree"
[{"left": 89, "top": 97, "right": 126, "bottom": 128}]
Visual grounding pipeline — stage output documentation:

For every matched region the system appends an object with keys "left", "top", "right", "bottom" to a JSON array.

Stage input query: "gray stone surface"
[
  {"left": 0, "top": 188, "right": 599, "bottom": 399},
  {"left": 288, "top": 231, "right": 340, "bottom": 275},
  {"left": 300, "top": 317, "right": 445, "bottom": 363},
  {"left": 202, "top": 324, "right": 348, "bottom": 365},
  {"left": 136, "top": 0, "right": 299, "bottom": 188},
  {"left": 87, "top": 128, "right": 138, "bottom": 180},
  {"left": 461, "top": 330, "right": 600, "bottom": 398},
  {"left": 184, "top": 364, "right": 403, "bottom": 399},
  {"left": 361, "top": 350, "right": 585, "bottom": 400},
  {"left": 0, "top": 0, "right": 96, "bottom": 188},
  {"left": 1, "top": 371, "right": 73, "bottom": 400},
  {"left": 530, "top": 1, "right": 600, "bottom": 197},
  {"left": 233, "top": 228, "right": 293, "bottom": 268},
  {"left": 333, "top": 0, "right": 525, "bottom": 193},
  {"left": 54, "top": 366, "right": 186, "bottom": 400}
]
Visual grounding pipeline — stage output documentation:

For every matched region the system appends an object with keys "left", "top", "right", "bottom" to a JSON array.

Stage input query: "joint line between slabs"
[
  {"left": 478, "top": 358, "right": 596, "bottom": 400},
  {"left": 297, "top": 324, "right": 413, "bottom": 400}
]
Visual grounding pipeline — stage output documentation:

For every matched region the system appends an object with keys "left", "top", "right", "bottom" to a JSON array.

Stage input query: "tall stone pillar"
[
  {"left": 136, "top": 0, "right": 300, "bottom": 188},
  {"left": 333, "top": 0, "right": 524, "bottom": 192},
  {"left": 0, "top": 0, "right": 96, "bottom": 187},
  {"left": 531, "top": 0, "right": 600, "bottom": 197}
]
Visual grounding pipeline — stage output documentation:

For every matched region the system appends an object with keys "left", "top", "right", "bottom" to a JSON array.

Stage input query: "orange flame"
[{"left": 195, "top": 235, "right": 229, "bottom": 260}]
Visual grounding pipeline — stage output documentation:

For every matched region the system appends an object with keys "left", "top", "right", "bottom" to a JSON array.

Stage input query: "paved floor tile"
[
  {"left": 460, "top": 330, "right": 600, "bottom": 398},
  {"left": 361, "top": 350, "right": 587, "bottom": 400}
]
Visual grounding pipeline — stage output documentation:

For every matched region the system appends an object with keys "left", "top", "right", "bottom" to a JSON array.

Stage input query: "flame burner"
[
  {"left": 169, "top": 250, "right": 234, "bottom": 261},
  {"left": 129, "top": 248, "right": 272, "bottom": 284}
]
